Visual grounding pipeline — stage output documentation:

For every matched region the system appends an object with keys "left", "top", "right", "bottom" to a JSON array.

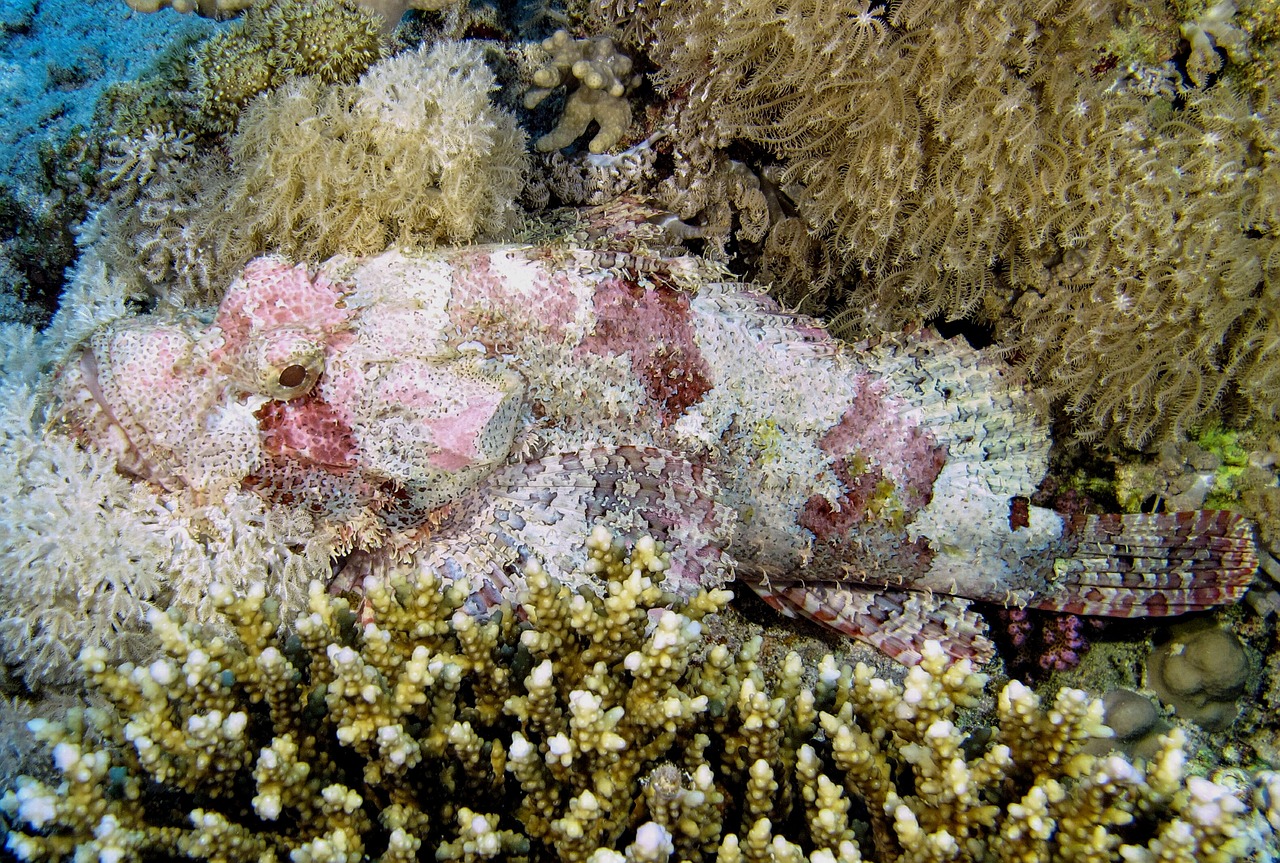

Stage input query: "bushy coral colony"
[
  {"left": 597, "top": 0, "right": 1280, "bottom": 448},
  {"left": 2, "top": 0, "right": 1280, "bottom": 860},
  {"left": 0, "top": 530, "right": 1266, "bottom": 862}
]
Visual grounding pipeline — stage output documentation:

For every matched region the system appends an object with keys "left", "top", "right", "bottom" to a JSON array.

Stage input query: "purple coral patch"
[
  {"left": 992, "top": 606, "right": 1101, "bottom": 674},
  {"left": 577, "top": 277, "right": 712, "bottom": 424}
]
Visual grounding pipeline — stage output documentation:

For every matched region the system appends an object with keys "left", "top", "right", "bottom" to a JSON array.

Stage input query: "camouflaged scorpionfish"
[{"left": 51, "top": 208, "right": 1257, "bottom": 664}]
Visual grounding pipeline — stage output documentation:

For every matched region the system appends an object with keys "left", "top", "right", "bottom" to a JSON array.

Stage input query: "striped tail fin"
[{"left": 1030, "top": 511, "right": 1257, "bottom": 617}]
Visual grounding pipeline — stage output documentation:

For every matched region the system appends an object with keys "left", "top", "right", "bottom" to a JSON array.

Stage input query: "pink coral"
[{"left": 993, "top": 606, "right": 1105, "bottom": 674}]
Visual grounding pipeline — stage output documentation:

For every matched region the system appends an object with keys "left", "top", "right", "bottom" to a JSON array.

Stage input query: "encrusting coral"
[
  {"left": 0, "top": 527, "right": 1265, "bottom": 862},
  {"left": 524, "top": 29, "right": 640, "bottom": 154},
  {"left": 1146, "top": 623, "right": 1251, "bottom": 732},
  {"left": 594, "top": 0, "right": 1280, "bottom": 447}
]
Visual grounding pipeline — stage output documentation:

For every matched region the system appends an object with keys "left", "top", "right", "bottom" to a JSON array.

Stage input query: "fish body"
[{"left": 52, "top": 217, "right": 1257, "bottom": 663}]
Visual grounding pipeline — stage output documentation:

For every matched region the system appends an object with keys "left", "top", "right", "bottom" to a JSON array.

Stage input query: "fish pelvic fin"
[{"left": 757, "top": 581, "right": 995, "bottom": 665}]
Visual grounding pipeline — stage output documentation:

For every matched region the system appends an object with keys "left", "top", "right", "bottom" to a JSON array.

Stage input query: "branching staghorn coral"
[
  {"left": 0, "top": 527, "right": 1263, "bottom": 862},
  {"left": 596, "top": 0, "right": 1280, "bottom": 447}
]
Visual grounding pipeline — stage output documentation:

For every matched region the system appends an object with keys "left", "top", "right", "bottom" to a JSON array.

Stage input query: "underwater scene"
[{"left": 0, "top": 0, "right": 1278, "bottom": 859}]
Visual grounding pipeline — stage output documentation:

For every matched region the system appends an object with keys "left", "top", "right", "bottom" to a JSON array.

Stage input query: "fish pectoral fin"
[
  {"left": 448, "top": 445, "right": 739, "bottom": 598},
  {"left": 755, "top": 580, "right": 994, "bottom": 666}
]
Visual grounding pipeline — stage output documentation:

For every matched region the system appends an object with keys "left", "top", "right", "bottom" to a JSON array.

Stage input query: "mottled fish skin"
[{"left": 51, "top": 213, "right": 1258, "bottom": 665}]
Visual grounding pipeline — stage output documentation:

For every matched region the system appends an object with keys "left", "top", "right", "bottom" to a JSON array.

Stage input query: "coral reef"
[
  {"left": 0, "top": 528, "right": 1265, "bottom": 862},
  {"left": 1097, "top": 688, "right": 1171, "bottom": 762},
  {"left": 187, "top": 0, "right": 385, "bottom": 133},
  {"left": 0, "top": 163, "right": 88, "bottom": 320},
  {"left": 123, "top": 0, "right": 464, "bottom": 33},
  {"left": 594, "top": 0, "right": 1280, "bottom": 446},
  {"left": 201, "top": 40, "right": 528, "bottom": 264},
  {"left": 991, "top": 607, "right": 1101, "bottom": 675},
  {"left": 83, "top": 126, "right": 229, "bottom": 306},
  {"left": 124, "top": 0, "right": 242, "bottom": 16},
  {"left": 92, "top": 28, "right": 213, "bottom": 140},
  {"left": 83, "top": 38, "right": 531, "bottom": 308},
  {"left": 524, "top": 29, "right": 640, "bottom": 153},
  {"left": 1181, "top": 0, "right": 1250, "bottom": 86},
  {"left": 0, "top": 0, "right": 208, "bottom": 184},
  {"left": 534, "top": 137, "right": 659, "bottom": 207},
  {"left": 1147, "top": 623, "right": 1252, "bottom": 732}
]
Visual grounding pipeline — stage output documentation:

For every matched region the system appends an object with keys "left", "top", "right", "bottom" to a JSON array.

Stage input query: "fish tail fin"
[{"left": 1031, "top": 511, "right": 1257, "bottom": 616}]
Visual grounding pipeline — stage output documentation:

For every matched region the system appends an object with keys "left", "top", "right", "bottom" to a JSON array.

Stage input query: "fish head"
[{"left": 52, "top": 256, "right": 525, "bottom": 533}]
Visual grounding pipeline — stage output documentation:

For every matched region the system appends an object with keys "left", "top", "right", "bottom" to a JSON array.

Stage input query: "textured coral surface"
[{"left": 0, "top": 531, "right": 1265, "bottom": 863}]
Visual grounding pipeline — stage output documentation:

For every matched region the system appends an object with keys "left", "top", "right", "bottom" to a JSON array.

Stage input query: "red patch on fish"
[
  {"left": 577, "top": 277, "right": 712, "bottom": 424},
  {"left": 256, "top": 393, "right": 357, "bottom": 469}
]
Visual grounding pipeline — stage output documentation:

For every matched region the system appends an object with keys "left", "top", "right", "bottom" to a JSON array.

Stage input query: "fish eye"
[
  {"left": 243, "top": 330, "right": 326, "bottom": 400},
  {"left": 278, "top": 364, "right": 308, "bottom": 389}
]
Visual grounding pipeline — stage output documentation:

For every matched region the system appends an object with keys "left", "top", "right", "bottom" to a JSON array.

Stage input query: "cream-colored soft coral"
[
  {"left": 524, "top": 29, "right": 641, "bottom": 154},
  {"left": 1181, "top": 0, "right": 1249, "bottom": 86},
  {"left": 204, "top": 41, "right": 528, "bottom": 262}
]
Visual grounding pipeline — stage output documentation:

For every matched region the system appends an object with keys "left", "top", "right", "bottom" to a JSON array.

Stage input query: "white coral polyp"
[
  {"left": 13, "top": 781, "right": 58, "bottom": 830},
  {"left": 355, "top": 42, "right": 495, "bottom": 138}
]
